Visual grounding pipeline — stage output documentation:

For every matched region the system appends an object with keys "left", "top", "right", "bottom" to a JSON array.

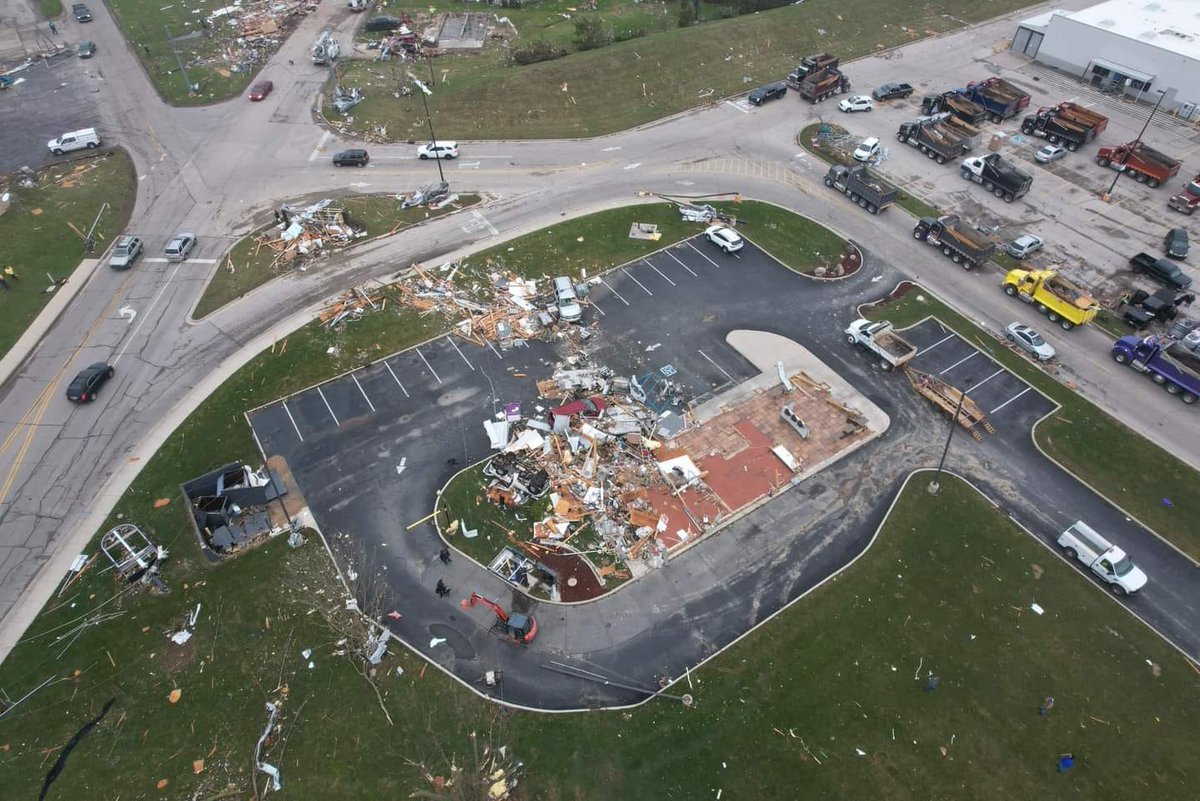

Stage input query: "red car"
[
  {"left": 549, "top": 396, "right": 606, "bottom": 422},
  {"left": 248, "top": 80, "right": 273, "bottom": 101}
]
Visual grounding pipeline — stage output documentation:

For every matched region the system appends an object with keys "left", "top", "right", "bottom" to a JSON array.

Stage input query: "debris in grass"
[
  {"left": 168, "top": 689, "right": 182, "bottom": 704},
  {"left": 1031, "top": 603, "right": 1045, "bottom": 615}
]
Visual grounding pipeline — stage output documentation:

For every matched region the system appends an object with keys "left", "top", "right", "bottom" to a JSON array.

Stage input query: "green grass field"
[
  {"left": 866, "top": 287, "right": 1200, "bottom": 561},
  {"left": 193, "top": 193, "right": 481, "bottom": 319},
  {"left": 0, "top": 150, "right": 137, "bottom": 361},
  {"left": 343, "top": 0, "right": 1038, "bottom": 139},
  {"left": 3, "top": 470, "right": 1196, "bottom": 799}
]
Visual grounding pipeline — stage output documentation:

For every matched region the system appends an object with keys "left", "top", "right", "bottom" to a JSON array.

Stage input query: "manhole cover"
[{"left": 567, "top": 577, "right": 578, "bottom": 587}]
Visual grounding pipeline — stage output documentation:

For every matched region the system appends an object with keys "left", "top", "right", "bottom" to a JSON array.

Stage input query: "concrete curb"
[{"left": 0, "top": 256, "right": 102, "bottom": 392}]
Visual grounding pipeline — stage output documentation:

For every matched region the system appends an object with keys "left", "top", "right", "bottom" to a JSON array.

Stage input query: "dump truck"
[
  {"left": 823, "top": 164, "right": 898, "bottom": 214},
  {"left": 960, "top": 153, "right": 1032, "bottom": 202},
  {"left": 922, "top": 91, "right": 989, "bottom": 126},
  {"left": 787, "top": 52, "right": 838, "bottom": 84},
  {"left": 1112, "top": 334, "right": 1200, "bottom": 404},
  {"left": 797, "top": 66, "right": 850, "bottom": 103},
  {"left": 1055, "top": 101, "right": 1108, "bottom": 136},
  {"left": 1096, "top": 140, "right": 1181, "bottom": 188},
  {"left": 1020, "top": 107, "right": 1101, "bottom": 151},
  {"left": 959, "top": 78, "right": 1030, "bottom": 123},
  {"left": 1168, "top": 174, "right": 1200, "bottom": 215},
  {"left": 845, "top": 319, "right": 917, "bottom": 370},
  {"left": 912, "top": 215, "right": 995, "bottom": 269},
  {"left": 1002, "top": 268, "right": 1099, "bottom": 330},
  {"left": 896, "top": 120, "right": 969, "bottom": 164},
  {"left": 940, "top": 114, "right": 982, "bottom": 150}
]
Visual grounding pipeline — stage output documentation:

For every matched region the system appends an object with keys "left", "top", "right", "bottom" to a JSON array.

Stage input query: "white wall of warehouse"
[{"left": 1035, "top": 15, "right": 1200, "bottom": 113}]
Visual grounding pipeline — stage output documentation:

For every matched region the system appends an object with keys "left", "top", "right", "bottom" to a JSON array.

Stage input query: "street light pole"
[
  {"left": 928, "top": 379, "right": 972, "bottom": 495},
  {"left": 1102, "top": 88, "right": 1165, "bottom": 200},
  {"left": 413, "top": 78, "right": 445, "bottom": 184}
]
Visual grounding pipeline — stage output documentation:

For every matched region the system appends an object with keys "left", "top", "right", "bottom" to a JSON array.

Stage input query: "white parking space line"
[
  {"left": 697, "top": 349, "right": 738, "bottom": 384},
  {"left": 724, "top": 100, "right": 751, "bottom": 114},
  {"left": 282, "top": 402, "right": 304, "bottom": 442},
  {"left": 990, "top": 387, "right": 1031, "bottom": 415},
  {"left": 623, "top": 268, "right": 654, "bottom": 296},
  {"left": 938, "top": 352, "right": 979, "bottom": 375},
  {"left": 384, "top": 361, "right": 410, "bottom": 397},
  {"left": 190, "top": 258, "right": 218, "bottom": 265},
  {"left": 590, "top": 301, "right": 606, "bottom": 317},
  {"left": 645, "top": 260, "right": 677, "bottom": 286},
  {"left": 487, "top": 341, "right": 502, "bottom": 359},
  {"left": 917, "top": 333, "right": 956, "bottom": 355},
  {"left": 317, "top": 387, "right": 341, "bottom": 426},
  {"left": 965, "top": 369, "right": 1005, "bottom": 394},
  {"left": 686, "top": 241, "right": 722, "bottom": 268},
  {"left": 665, "top": 251, "right": 699, "bottom": 277},
  {"left": 416, "top": 347, "right": 443, "bottom": 383},
  {"left": 447, "top": 336, "right": 475, "bottom": 370},
  {"left": 352, "top": 374, "right": 376, "bottom": 412},
  {"left": 599, "top": 278, "right": 630, "bottom": 306}
]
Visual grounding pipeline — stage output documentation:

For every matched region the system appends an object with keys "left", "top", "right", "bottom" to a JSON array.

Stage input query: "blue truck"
[
  {"left": 1111, "top": 334, "right": 1200, "bottom": 405},
  {"left": 957, "top": 78, "right": 1031, "bottom": 123}
]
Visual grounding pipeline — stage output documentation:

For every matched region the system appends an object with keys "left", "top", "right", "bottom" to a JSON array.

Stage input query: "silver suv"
[
  {"left": 108, "top": 235, "right": 143, "bottom": 270},
  {"left": 165, "top": 233, "right": 197, "bottom": 262}
]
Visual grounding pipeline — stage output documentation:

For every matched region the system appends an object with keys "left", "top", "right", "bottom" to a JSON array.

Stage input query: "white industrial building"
[{"left": 1012, "top": 0, "right": 1200, "bottom": 118}]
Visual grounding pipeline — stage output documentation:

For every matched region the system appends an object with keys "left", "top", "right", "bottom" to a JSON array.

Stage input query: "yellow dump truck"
[{"left": 1001, "top": 268, "right": 1099, "bottom": 330}]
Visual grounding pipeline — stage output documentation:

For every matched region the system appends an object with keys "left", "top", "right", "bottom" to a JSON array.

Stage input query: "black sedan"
[
  {"left": 66, "top": 362, "right": 114, "bottom": 403},
  {"left": 72, "top": 3, "right": 92, "bottom": 21},
  {"left": 872, "top": 81, "right": 914, "bottom": 101}
]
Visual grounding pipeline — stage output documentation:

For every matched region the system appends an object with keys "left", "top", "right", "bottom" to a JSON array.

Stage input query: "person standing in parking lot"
[{"left": 49, "top": 20, "right": 58, "bottom": 35}]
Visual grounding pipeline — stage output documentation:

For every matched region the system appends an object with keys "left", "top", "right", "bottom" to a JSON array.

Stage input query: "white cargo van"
[
  {"left": 48, "top": 128, "right": 101, "bottom": 155},
  {"left": 1056, "top": 521, "right": 1148, "bottom": 596},
  {"left": 553, "top": 276, "right": 582, "bottom": 323}
]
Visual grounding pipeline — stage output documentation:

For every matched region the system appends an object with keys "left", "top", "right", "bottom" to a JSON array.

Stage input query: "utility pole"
[
  {"left": 84, "top": 201, "right": 109, "bottom": 256},
  {"left": 163, "top": 25, "right": 198, "bottom": 95},
  {"left": 1101, "top": 89, "right": 1165, "bottom": 201},
  {"left": 413, "top": 78, "right": 445, "bottom": 184},
  {"left": 928, "top": 378, "right": 972, "bottom": 495}
]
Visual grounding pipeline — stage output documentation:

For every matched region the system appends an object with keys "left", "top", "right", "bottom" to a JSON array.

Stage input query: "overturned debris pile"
[
  {"left": 201, "top": 0, "right": 314, "bottom": 77},
  {"left": 250, "top": 199, "right": 366, "bottom": 268},
  {"left": 394, "top": 264, "right": 593, "bottom": 349}
]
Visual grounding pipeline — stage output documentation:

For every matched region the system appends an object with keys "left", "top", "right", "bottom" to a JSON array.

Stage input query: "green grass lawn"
[
  {"left": 40, "top": 0, "right": 62, "bottom": 19},
  {"left": 193, "top": 193, "right": 481, "bottom": 319},
  {"left": 436, "top": 463, "right": 552, "bottom": 567},
  {"left": 4, "top": 468, "right": 1197, "bottom": 799},
  {"left": 342, "top": 0, "right": 1038, "bottom": 140},
  {"left": 107, "top": 0, "right": 269, "bottom": 104},
  {"left": 866, "top": 287, "right": 1200, "bottom": 561},
  {"left": 0, "top": 150, "right": 136, "bottom": 361}
]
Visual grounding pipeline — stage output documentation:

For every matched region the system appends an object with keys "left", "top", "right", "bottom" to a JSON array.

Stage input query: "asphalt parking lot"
[
  {"left": 0, "top": 53, "right": 103, "bottom": 173},
  {"left": 584, "top": 237, "right": 763, "bottom": 405},
  {"left": 901, "top": 316, "right": 1057, "bottom": 436}
]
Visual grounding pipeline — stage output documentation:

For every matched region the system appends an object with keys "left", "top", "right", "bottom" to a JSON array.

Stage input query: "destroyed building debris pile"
[
  {"left": 248, "top": 199, "right": 367, "bottom": 270},
  {"left": 451, "top": 359, "right": 875, "bottom": 599},
  {"left": 200, "top": 0, "right": 315, "bottom": 78}
]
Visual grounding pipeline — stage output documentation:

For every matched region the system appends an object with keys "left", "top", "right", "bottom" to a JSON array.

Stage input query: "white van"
[
  {"left": 553, "top": 276, "right": 582, "bottom": 323},
  {"left": 48, "top": 128, "right": 101, "bottom": 155},
  {"left": 1057, "top": 521, "right": 1148, "bottom": 596}
]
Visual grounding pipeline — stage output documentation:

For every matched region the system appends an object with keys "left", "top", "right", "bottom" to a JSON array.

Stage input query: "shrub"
[{"left": 509, "top": 39, "right": 567, "bottom": 66}]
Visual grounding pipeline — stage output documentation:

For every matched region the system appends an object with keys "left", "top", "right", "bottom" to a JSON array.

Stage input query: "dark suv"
[
  {"left": 72, "top": 3, "right": 92, "bottom": 21},
  {"left": 748, "top": 82, "right": 787, "bottom": 106},
  {"left": 1130, "top": 251, "right": 1193, "bottom": 289},
  {"left": 332, "top": 149, "right": 369, "bottom": 167},
  {"left": 872, "top": 81, "right": 914, "bottom": 101},
  {"left": 1164, "top": 227, "right": 1189, "bottom": 259}
]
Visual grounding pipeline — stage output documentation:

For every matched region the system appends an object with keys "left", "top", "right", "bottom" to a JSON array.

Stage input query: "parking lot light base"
[
  {"left": 927, "top": 480, "right": 940, "bottom": 496},
  {"left": 1100, "top": 192, "right": 1113, "bottom": 203}
]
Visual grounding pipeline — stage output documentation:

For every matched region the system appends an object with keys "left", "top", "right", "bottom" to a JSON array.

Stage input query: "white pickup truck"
[
  {"left": 845, "top": 319, "right": 917, "bottom": 371},
  {"left": 1057, "top": 521, "right": 1148, "bottom": 596}
]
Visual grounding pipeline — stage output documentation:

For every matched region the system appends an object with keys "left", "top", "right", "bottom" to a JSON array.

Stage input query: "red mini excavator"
[{"left": 461, "top": 593, "right": 538, "bottom": 645}]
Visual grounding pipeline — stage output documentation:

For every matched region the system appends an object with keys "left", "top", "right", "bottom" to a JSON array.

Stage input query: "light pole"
[
  {"left": 84, "top": 201, "right": 109, "bottom": 256},
  {"left": 413, "top": 77, "right": 445, "bottom": 184},
  {"left": 1102, "top": 88, "right": 1165, "bottom": 201},
  {"left": 928, "top": 378, "right": 972, "bottom": 495}
]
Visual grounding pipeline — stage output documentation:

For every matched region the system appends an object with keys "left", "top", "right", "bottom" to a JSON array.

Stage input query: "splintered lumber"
[{"left": 905, "top": 368, "right": 996, "bottom": 441}]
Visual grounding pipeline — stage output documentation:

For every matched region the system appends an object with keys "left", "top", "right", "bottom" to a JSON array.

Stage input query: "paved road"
[{"left": 1, "top": 0, "right": 1198, "bottom": 679}]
